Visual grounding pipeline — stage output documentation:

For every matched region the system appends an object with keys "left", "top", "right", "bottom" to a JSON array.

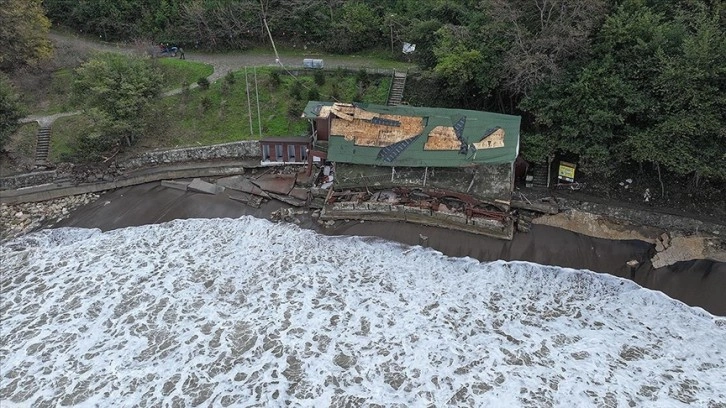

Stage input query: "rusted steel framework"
[{"left": 326, "top": 186, "right": 510, "bottom": 222}]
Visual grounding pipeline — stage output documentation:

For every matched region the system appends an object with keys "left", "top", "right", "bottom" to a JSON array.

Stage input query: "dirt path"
[
  {"left": 27, "top": 31, "right": 406, "bottom": 125},
  {"left": 49, "top": 31, "right": 404, "bottom": 82}
]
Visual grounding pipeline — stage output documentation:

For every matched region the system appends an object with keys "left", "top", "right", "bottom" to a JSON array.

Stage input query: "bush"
[
  {"left": 307, "top": 88, "right": 320, "bottom": 101},
  {"left": 356, "top": 69, "right": 370, "bottom": 88},
  {"left": 269, "top": 70, "right": 281, "bottom": 88},
  {"left": 224, "top": 71, "right": 236, "bottom": 86},
  {"left": 197, "top": 77, "right": 210, "bottom": 90},
  {"left": 199, "top": 95, "right": 212, "bottom": 112},
  {"left": 330, "top": 81, "right": 341, "bottom": 100},
  {"left": 313, "top": 70, "right": 326, "bottom": 86},
  {"left": 0, "top": 74, "right": 24, "bottom": 150},
  {"left": 287, "top": 99, "right": 305, "bottom": 118},
  {"left": 289, "top": 80, "right": 303, "bottom": 100}
]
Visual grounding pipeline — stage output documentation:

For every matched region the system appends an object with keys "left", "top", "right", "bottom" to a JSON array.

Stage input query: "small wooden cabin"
[{"left": 259, "top": 137, "right": 310, "bottom": 166}]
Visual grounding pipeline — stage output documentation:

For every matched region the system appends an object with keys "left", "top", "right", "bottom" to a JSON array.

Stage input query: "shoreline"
[{"left": 41, "top": 181, "right": 726, "bottom": 316}]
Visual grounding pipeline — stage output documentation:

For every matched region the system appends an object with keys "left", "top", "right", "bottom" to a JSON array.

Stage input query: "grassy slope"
[
  {"left": 11, "top": 49, "right": 397, "bottom": 161},
  {"left": 153, "top": 58, "right": 214, "bottom": 91},
  {"left": 15, "top": 58, "right": 213, "bottom": 115},
  {"left": 133, "top": 67, "right": 391, "bottom": 150},
  {"left": 50, "top": 115, "right": 94, "bottom": 162}
]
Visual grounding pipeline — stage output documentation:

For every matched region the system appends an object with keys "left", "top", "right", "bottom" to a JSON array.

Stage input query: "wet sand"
[{"left": 55, "top": 182, "right": 726, "bottom": 316}]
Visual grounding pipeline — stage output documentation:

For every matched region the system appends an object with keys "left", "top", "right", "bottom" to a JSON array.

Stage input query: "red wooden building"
[{"left": 259, "top": 137, "right": 310, "bottom": 166}]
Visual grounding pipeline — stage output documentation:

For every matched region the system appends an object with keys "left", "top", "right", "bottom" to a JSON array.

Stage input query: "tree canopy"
[
  {"left": 0, "top": 74, "right": 24, "bottom": 150},
  {"left": 32, "top": 0, "right": 726, "bottom": 184},
  {"left": 0, "top": 0, "right": 52, "bottom": 71},
  {"left": 72, "top": 53, "right": 163, "bottom": 160}
]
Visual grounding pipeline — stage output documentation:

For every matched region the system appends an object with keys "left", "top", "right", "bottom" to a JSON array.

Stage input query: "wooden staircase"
[
  {"left": 35, "top": 126, "right": 51, "bottom": 167},
  {"left": 386, "top": 71, "right": 407, "bottom": 106}
]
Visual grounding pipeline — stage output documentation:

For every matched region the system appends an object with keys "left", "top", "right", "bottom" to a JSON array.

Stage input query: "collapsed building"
[{"left": 302, "top": 101, "right": 522, "bottom": 239}]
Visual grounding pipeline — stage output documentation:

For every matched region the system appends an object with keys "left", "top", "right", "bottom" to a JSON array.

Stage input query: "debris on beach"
[{"left": 0, "top": 193, "right": 100, "bottom": 242}]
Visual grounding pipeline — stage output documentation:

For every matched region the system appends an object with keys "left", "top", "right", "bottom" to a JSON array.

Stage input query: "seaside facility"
[{"left": 302, "top": 101, "right": 521, "bottom": 239}]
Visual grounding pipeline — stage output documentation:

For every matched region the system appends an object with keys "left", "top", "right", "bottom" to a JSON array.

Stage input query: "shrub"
[
  {"left": 289, "top": 80, "right": 303, "bottom": 100},
  {"left": 224, "top": 71, "right": 236, "bottom": 85},
  {"left": 330, "top": 81, "right": 341, "bottom": 100},
  {"left": 287, "top": 99, "right": 305, "bottom": 118},
  {"left": 307, "top": 88, "right": 320, "bottom": 101},
  {"left": 313, "top": 70, "right": 326, "bottom": 86},
  {"left": 197, "top": 77, "right": 210, "bottom": 90},
  {"left": 269, "top": 70, "right": 281, "bottom": 88},
  {"left": 356, "top": 69, "right": 370, "bottom": 88},
  {"left": 199, "top": 95, "right": 212, "bottom": 112}
]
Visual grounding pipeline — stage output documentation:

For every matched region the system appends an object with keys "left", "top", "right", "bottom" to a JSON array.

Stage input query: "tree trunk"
[{"left": 656, "top": 163, "right": 664, "bottom": 198}]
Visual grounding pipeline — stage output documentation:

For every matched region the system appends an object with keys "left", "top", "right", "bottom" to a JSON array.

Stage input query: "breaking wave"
[{"left": 1, "top": 217, "right": 725, "bottom": 407}]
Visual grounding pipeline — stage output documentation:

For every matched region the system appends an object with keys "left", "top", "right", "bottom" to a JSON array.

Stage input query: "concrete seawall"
[
  {"left": 0, "top": 160, "right": 258, "bottom": 205},
  {"left": 1, "top": 141, "right": 263, "bottom": 205}
]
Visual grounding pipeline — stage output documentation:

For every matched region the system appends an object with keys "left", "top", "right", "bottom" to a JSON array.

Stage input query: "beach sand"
[{"left": 55, "top": 182, "right": 726, "bottom": 316}]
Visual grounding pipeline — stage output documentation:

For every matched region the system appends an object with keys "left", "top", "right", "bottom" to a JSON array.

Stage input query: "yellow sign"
[{"left": 558, "top": 161, "right": 576, "bottom": 182}]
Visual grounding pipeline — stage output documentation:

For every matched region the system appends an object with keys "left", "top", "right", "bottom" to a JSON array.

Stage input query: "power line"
[{"left": 258, "top": 0, "right": 343, "bottom": 104}]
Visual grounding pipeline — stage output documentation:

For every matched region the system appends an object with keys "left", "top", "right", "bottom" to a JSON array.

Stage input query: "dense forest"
[{"left": 1, "top": 0, "right": 724, "bottom": 189}]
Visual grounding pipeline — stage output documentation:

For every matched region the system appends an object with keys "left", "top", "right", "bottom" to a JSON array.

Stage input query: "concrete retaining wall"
[
  {"left": 0, "top": 162, "right": 252, "bottom": 204},
  {"left": 119, "top": 141, "right": 260, "bottom": 170},
  {"left": 0, "top": 170, "right": 57, "bottom": 191},
  {"left": 0, "top": 141, "right": 261, "bottom": 192}
]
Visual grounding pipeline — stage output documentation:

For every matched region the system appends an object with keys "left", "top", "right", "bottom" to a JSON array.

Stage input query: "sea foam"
[{"left": 1, "top": 217, "right": 725, "bottom": 407}]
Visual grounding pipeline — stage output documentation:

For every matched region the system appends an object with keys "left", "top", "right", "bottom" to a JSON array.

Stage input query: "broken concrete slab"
[
  {"left": 225, "top": 189, "right": 252, "bottom": 203},
  {"left": 188, "top": 178, "right": 222, "bottom": 195},
  {"left": 160, "top": 180, "right": 189, "bottom": 191},
  {"left": 216, "top": 175, "right": 270, "bottom": 198},
  {"left": 251, "top": 173, "right": 296, "bottom": 195},
  {"left": 247, "top": 195, "right": 264, "bottom": 208},
  {"left": 268, "top": 192, "right": 307, "bottom": 207},
  {"left": 289, "top": 187, "right": 310, "bottom": 201}
]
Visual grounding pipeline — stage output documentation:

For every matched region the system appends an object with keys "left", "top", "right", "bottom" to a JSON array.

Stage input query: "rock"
[
  {"left": 655, "top": 240, "right": 665, "bottom": 252},
  {"left": 14, "top": 212, "right": 23, "bottom": 218},
  {"left": 161, "top": 180, "right": 189, "bottom": 191},
  {"left": 660, "top": 232, "right": 671, "bottom": 248},
  {"left": 188, "top": 178, "right": 219, "bottom": 195}
]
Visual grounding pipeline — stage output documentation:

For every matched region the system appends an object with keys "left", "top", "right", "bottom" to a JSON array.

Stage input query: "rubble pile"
[{"left": 0, "top": 193, "right": 100, "bottom": 242}]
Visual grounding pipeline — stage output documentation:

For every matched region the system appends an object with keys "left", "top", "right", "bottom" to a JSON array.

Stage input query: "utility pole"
[
  {"left": 245, "top": 67, "right": 253, "bottom": 136},
  {"left": 254, "top": 67, "right": 262, "bottom": 138}
]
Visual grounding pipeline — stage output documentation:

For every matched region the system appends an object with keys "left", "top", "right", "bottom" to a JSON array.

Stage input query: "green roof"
[{"left": 303, "top": 101, "right": 521, "bottom": 167}]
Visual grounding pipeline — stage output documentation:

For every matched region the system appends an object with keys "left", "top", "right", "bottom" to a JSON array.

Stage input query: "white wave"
[{"left": 1, "top": 217, "right": 725, "bottom": 407}]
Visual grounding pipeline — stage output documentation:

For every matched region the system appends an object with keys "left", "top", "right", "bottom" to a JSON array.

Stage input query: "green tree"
[
  {"left": 326, "top": 2, "right": 383, "bottom": 53},
  {"left": 486, "top": 0, "right": 609, "bottom": 97},
  {"left": 72, "top": 53, "right": 162, "bottom": 159},
  {"left": 521, "top": 57, "right": 644, "bottom": 174},
  {"left": 0, "top": 74, "right": 24, "bottom": 150},
  {"left": 0, "top": 0, "right": 52, "bottom": 71},
  {"left": 626, "top": 5, "right": 726, "bottom": 184},
  {"left": 431, "top": 24, "right": 493, "bottom": 107}
]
